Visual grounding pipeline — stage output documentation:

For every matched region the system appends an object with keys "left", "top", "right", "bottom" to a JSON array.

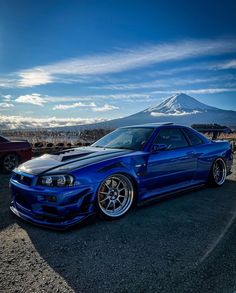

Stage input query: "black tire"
[
  {"left": 209, "top": 158, "right": 227, "bottom": 187},
  {"left": 96, "top": 174, "right": 135, "bottom": 220},
  {"left": 1, "top": 153, "right": 19, "bottom": 173}
]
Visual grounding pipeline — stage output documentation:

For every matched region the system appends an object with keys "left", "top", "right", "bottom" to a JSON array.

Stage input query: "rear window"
[{"left": 183, "top": 128, "right": 203, "bottom": 146}]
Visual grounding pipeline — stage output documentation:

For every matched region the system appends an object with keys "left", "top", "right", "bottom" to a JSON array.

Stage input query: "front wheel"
[
  {"left": 209, "top": 158, "right": 227, "bottom": 187},
  {"left": 97, "top": 174, "right": 135, "bottom": 219}
]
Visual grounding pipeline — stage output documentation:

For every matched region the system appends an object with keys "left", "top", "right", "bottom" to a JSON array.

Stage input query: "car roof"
[{"left": 120, "top": 123, "right": 209, "bottom": 143}]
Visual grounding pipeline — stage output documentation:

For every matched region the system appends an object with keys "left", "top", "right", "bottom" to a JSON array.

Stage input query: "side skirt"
[{"left": 137, "top": 183, "right": 206, "bottom": 207}]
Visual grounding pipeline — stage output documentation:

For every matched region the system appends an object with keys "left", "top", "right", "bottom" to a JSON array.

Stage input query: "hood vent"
[{"left": 61, "top": 152, "right": 95, "bottom": 162}]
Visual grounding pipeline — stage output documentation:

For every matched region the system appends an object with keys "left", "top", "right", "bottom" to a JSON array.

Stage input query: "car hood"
[{"left": 16, "top": 146, "right": 133, "bottom": 175}]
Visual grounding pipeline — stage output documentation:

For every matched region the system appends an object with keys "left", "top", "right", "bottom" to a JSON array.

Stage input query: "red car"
[{"left": 0, "top": 136, "right": 32, "bottom": 173}]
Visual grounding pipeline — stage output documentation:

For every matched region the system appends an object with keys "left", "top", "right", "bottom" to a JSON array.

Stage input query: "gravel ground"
[{"left": 0, "top": 156, "right": 236, "bottom": 293}]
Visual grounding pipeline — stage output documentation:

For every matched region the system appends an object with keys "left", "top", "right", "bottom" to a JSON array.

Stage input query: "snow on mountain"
[{"left": 145, "top": 93, "right": 218, "bottom": 116}]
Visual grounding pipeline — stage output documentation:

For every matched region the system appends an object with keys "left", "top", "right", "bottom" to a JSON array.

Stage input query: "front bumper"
[
  {"left": 10, "top": 174, "right": 96, "bottom": 230},
  {"left": 9, "top": 204, "right": 93, "bottom": 230}
]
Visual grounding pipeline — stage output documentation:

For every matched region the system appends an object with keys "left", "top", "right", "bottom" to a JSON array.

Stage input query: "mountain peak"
[
  {"left": 146, "top": 93, "right": 218, "bottom": 115},
  {"left": 171, "top": 92, "right": 190, "bottom": 98},
  {"left": 170, "top": 92, "right": 193, "bottom": 101}
]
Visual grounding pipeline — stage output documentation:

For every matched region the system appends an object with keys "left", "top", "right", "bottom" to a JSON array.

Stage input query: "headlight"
[{"left": 37, "top": 174, "right": 74, "bottom": 187}]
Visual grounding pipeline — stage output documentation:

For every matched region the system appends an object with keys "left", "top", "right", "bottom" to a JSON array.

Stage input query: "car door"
[
  {"left": 182, "top": 127, "right": 209, "bottom": 183},
  {"left": 142, "top": 127, "right": 197, "bottom": 198}
]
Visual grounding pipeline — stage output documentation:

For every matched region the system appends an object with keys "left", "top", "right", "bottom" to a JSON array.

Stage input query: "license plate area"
[{"left": 15, "top": 191, "right": 32, "bottom": 210}]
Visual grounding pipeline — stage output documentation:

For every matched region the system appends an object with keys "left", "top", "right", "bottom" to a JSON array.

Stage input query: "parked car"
[
  {"left": 0, "top": 136, "right": 32, "bottom": 173},
  {"left": 9, "top": 123, "right": 233, "bottom": 229}
]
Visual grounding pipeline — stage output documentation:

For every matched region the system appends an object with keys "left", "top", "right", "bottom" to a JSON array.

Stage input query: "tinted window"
[
  {"left": 92, "top": 127, "right": 154, "bottom": 151},
  {"left": 153, "top": 128, "right": 189, "bottom": 149},
  {"left": 183, "top": 128, "right": 203, "bottom": 145}
]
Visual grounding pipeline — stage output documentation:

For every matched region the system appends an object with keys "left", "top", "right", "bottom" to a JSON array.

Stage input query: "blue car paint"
[{"left": 9, "top": 124, "right": 233, "bottom": 229}]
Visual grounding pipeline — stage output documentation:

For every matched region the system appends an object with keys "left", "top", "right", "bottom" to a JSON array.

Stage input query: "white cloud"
[
  {"left": 0, "top": 103, "right": 14, "bottom": 108},
  {"left": 151, "top": 110, "right": 200, "bottom": 117},
  {"left": 13, "top": 38, "right": 236, "bottom": 87},
  {"left": 148, "top": 60, "right": 236, "bottom": 77},
  {"left": 91, "top": 93, "right": 151, "bottom": 101},
  {"left": 43, "top": 93, "right": 152, "bottom": 104},
  {"left": 0, "top": 77, "right": 17, "bottom": 88},
  {"left": 214, "top": 59, "right": 236, "bottom": 70},
  {"left": 92, "top": 104, "right": 119, "bottom": 112},
  {"left": 93, "top": 75, "right": 232, "bottom": 91},
  {"left": 184, "top": 88, "right": 236, "bottom": 94},
  {"left": 2, "top": 94, "right": 12, "bottom": 101},
  {"left": 0, "top": 115, "right": 107, "bottom": 130},
  {"left": 79, "top": 93, "right": 151, "bottom": 101},
  {"left": 15, "top": 93, "right": 46, "bottom": 106},
  {"left": 53, "top": 102, "right": 96, "bottom": 110},
  {"left": 151, "top": 88, "right": 236, "bottom": 95},
  {"left": 18, "top": 70, "right": 54, "bottom": 87},
  {"left": 53, "top": 101, "right": 119, "bottom": 112}
]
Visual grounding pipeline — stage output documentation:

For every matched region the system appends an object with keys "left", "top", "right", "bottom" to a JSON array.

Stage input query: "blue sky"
[{"left": 0, "top": 0, "right": 236, "bottom": 128}]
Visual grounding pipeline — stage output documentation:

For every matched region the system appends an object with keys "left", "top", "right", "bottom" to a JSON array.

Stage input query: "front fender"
[{"left": 70, "top": 157, "right": 141, "bottom": 204}]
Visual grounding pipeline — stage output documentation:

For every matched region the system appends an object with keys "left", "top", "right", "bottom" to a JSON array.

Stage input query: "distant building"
[{"left": 191, "top": 123, "right": 232, "bottom": 140}]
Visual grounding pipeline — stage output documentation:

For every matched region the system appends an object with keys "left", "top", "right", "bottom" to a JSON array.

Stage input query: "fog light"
[{"left": 47, "top": 195, "right": 57, "bottom": 202}]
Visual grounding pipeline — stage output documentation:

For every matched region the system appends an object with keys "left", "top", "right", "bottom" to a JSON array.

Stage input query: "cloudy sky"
[{"left": 0, "top": 0, "right": 236, "bottom": 129}]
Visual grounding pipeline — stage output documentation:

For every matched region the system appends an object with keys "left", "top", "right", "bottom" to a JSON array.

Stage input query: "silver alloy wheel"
[
  {"left": 98, "top": 174, "right": 134, "bottom": 218},
  {"left": 3, "top": 154, "right": 19, "bottom": 172},
  {"left": 213, "top": 158, "right": 227, "bottom": 186}
]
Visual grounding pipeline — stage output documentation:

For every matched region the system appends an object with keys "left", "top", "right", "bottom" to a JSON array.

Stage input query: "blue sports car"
[{"left": 10, "top": 123, "right": 233, "bottom": 229}]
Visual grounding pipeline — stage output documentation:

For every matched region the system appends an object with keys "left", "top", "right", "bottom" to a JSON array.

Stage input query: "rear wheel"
[
  {"left": 1, "top": 153, "right": 19, "bottom": 173},
  {"left": 209, "top": 158, "right": 227, "bottom": 187},
  {"left": 97, "top": 174, "right": 134, "bottom": 219}
]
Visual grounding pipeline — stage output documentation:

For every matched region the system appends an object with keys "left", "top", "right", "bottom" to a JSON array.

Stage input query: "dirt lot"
[{"left": 0, "top": 157, "right": 236, "bottom": 293}]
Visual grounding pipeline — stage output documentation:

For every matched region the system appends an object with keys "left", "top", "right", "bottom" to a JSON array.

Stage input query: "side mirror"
[{"left": 151, "top": 143, "right": 167, "bottom": 153}]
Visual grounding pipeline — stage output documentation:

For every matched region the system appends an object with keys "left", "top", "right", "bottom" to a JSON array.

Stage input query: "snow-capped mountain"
[
  {"left": 145, "top": 93, "right": 217, "bottom": 115},
  {"left": 56, "top": 93, "right": 236, "bottom": 130}
]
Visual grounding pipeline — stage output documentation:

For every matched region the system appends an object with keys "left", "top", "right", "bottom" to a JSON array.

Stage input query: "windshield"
[{"left": 92, "top": 127, "right": 154, "bottom": 151}]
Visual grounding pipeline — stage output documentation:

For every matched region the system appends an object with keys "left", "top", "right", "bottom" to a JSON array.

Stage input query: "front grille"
[
  {"left": 13, "top": 173, "right": 33, "bottom": 186},
  {"left": 42, "top": 206, "right": 58, "bottom": 215}
]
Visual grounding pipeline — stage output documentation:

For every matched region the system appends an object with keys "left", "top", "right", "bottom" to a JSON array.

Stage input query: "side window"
[
  {"left": 153, "top": 128, "right": 189, "bottom": 149},
  {"left": 183, "top": 128, "right": 203, "bottom": 146}
]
